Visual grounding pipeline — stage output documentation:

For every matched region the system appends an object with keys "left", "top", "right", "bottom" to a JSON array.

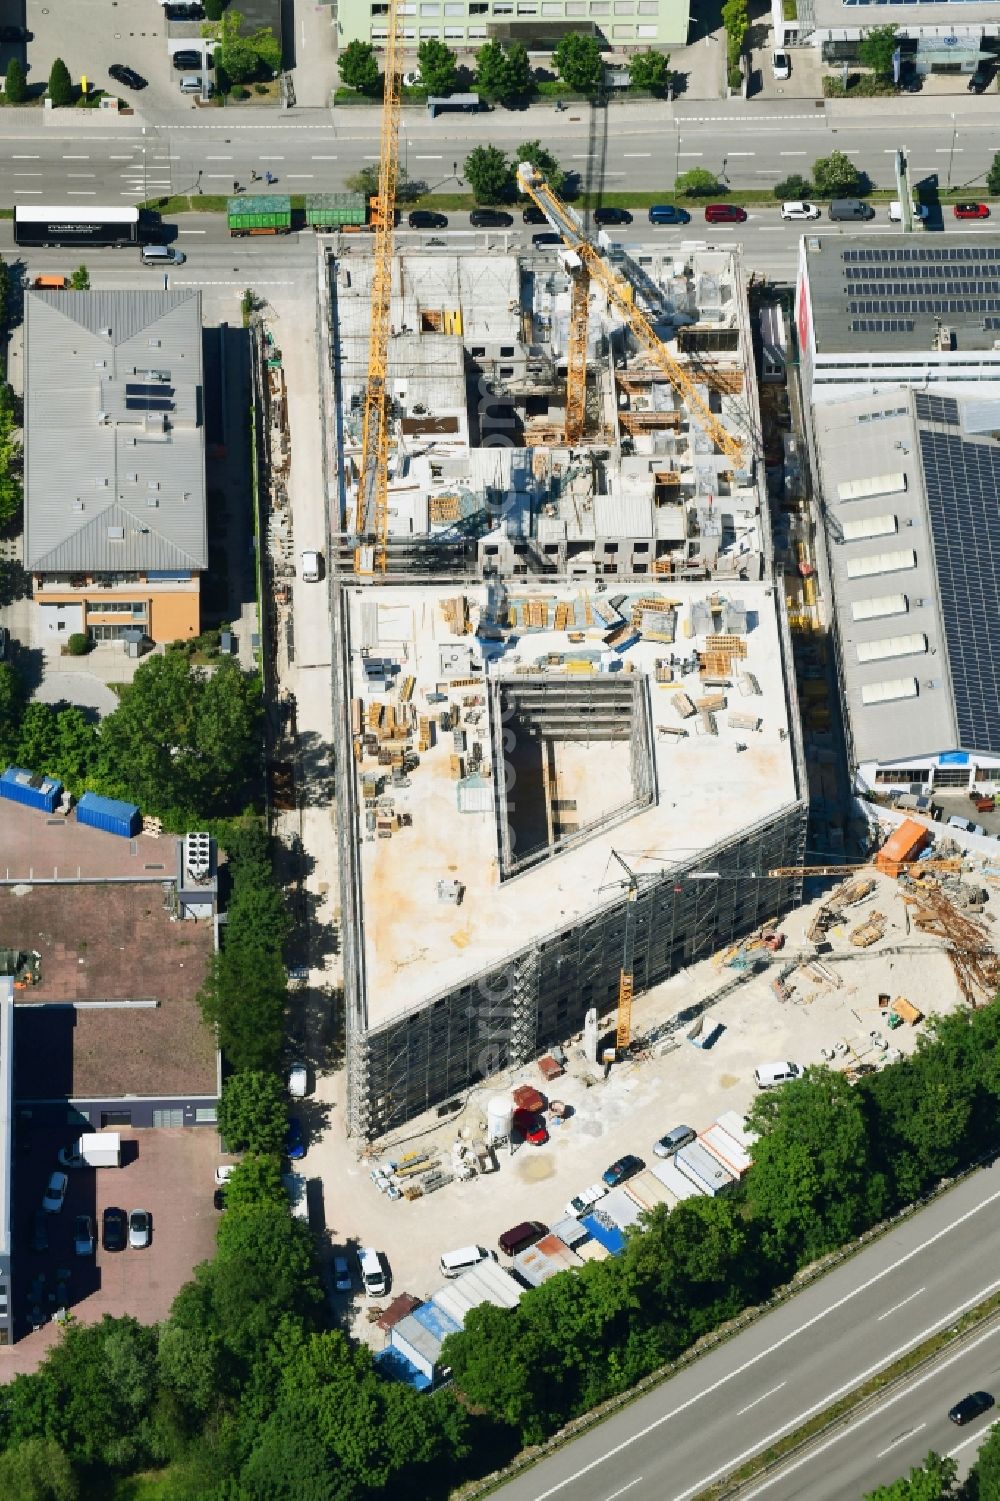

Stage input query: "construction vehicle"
[
  {"left": 227, "top": 196, "right": 292, "bottom": 237},
  {"left": 516, "top": 161, "right": 745, "bottom": 466},
  {"left": 354, "top": 0, "right": 403, "bottom": 578}
]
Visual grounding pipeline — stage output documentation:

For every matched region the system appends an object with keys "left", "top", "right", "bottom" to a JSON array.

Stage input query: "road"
[
  {"left": 0, "top": 97, "right": 998, "bottom": 205},
  {"left": 493, "top": 1168, "right": 1000, "bottom": 1501}
]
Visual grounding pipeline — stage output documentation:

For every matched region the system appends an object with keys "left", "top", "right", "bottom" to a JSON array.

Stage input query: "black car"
[
  {"left": 102, "top": 1206, "right": 127, "bottom": 1252},
  {"left": 532, "top": 232, "right": 562, "bottom": 248},
  {"left": 30, "top": 1209, "right": 49, "bottom": 1253},
  {"left": 522, "top": 205, "right": 547, "bottom": 225},
  {"left": 108, "top": 64, "right": 148, "bottom": 90},
  {"left": 949, "top": 1391, "right": 994, "bottom": 1426},
  {"left": 172, "top": 50, "right": 206, "bottom": 70},
  {"left": 593, "top": 207, "right": 633, "bottom": 227},
  {"left": 0, "top": 25, "right": 28, "bottom": 42},
  {"left": 408, "top": 210, "right": 448, "bottom": 230},
  {"left": 470, "top": 209, "right": 514, "bottom": 228},
  {"left": 602, "top": 1154, "right": 645, "bottom": 1188},
  {"left": 968, "top": 66, "right": 994, "bottom": 94}
]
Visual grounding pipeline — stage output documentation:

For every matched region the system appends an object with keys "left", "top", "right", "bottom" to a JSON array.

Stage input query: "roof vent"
[
  {"left": 103, "top": 327, "right": 113, "bottom": 338},
  {"left": 97, "top": 410, "right": 110, "bottom": 424},
  {"left": 107, "top": 526, "right": 125, "bottom": 540},
  {"left": 146, "top": 497, "right": 159, "bottom": 508},
  {"left": 95, "top": 476, "right": 109, "bottom": 488},
  {"left": 72, "top": 500, "right": 85, "bottom": 513}
]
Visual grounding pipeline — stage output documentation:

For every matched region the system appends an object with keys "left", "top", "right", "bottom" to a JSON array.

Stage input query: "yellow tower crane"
[
  {"left": 354, "top": 0, "right": 403, "bottom": 578},
  {"left": 517, "top": 162, "right": 746, "bottom": 468}
]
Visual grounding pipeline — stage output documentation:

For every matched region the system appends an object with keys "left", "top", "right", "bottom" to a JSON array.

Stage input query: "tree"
[
  {"left": 858, "top": 24, "right": 899, "bottom": 81},
  {"left": 223, "top": 1152, "right": 287, "bottom": 1210},
  {"left": 203, "top": 0, "right": 228, "bottom": 17},
  {"left": 865, "top": 1450, "right": 960, "bottom": 1499},
  {"left": 47, "top": 58, "right": 73, "bottom": 107},
  {"left": 0, "top": 1437, "right": 78, "bottom": 1501},
  {"left": 200, "top": 945, "right": 287, "bottom": 1071},
  {"left": 474, "top": 39, "right": 531, "bottom": 101},
  {"left": 516, "top": 140, "right": 565, "bottom": 196},
  {"left": 722, "top": 0, "right": 749, "bottom": 52},
  {"left": 973, "top": 1421, "right": 1000, "bottom": 1499},
  {"left": 988, "top": 152, "right": 1000, "bottom": 199},
  {"left": 201, "top": 9, "right": 281, "bottom": 84},
  {"left": 211, "top": 1204, "right": 323, "bottom": 1360},
  {"left": 774, "top": 173, "right": 813, "bottom": 200},
  {"left": 464, "top": 145, "right": 514, "bottom": 205},
  {"left": 338, "top": 39, "right": 381, "bottom": 96},
  {"left": 68, "top": 266, "right": 89, "bottom": 290},
  {"left": 418, "top": 39, "right": 457, "bottom": 96},
  {"left": 675, "top": 167, "right": 721, "bottom": 196},
  {"left": 5, "top": 56, "right": 27, "bottom": 104},
  {"left": 629, "top": 49, "right": 672, "bottom": 94},
  {"left": 812, "top": 149, "right": 860, "bottom": 197},
  {"left": 217, "top": 1072, "right": 288, "bottom": 1155},
  {"left": 0, "top": 662, "right": 26, "bottom": 761},
  {"left": 0, "top": 379, "right": 22, "bottom": 530},
  {"left": 553, "top": 33, "right": 603, "bottom": 95}
]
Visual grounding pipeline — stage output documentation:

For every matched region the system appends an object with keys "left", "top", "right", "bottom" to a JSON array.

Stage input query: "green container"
[
  {"left": 227, "top": 195, "right": 292, "bottom": 234},
  {"left": 305, "top": 192, "right": 367, "bottom": 228}
]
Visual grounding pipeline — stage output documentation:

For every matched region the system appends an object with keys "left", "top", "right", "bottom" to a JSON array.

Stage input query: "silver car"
[
  {"left": 653, "top": 1125, "right": 696, "bottom": 1158},
  {"left": 128, "top": 1209, "right": 151, "bottom": 1249}
]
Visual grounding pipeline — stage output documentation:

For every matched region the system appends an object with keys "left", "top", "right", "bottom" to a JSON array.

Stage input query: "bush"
[
  {"left": 989, "top": 152, "right": 1000, "bottom": 199},
  {"left": 47, "top": 57, "right": 73, "bottom": 108},
  {"left": 254, "top": 82, "right": 268, "bottom": 94},
  {"left": 728, "top": 63, "right": 743, "bottom": 90},
  {"left": 203, "top": 0, "right": 228, "bottom": 17},
  {"left": 812, "top": 149, "right": 860, "bottom": 197},
  {"left": 675, "top": 167, "right": 721, "bottom": 197},
  {"left": 774, "top": 173, "right": 813, "bottom": 200},
  {"left": 67, "top": 633, "right": 90, "bottom": 656},
  {"left": 5, "top": 57, "right": 27, "bottom": 104},
  {"left": 823, "top": 74, "right": 897, "bottom": 97},
  {"left": 232, "top": 84, "right": 250, "bottom": 99}
]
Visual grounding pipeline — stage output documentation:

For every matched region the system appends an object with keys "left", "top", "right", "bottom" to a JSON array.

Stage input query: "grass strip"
[{"left": 689, "top": 1287, "right": 1000, "bottom": 1501}]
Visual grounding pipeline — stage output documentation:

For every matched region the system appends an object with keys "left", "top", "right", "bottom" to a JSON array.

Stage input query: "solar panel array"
[
  {"left": 841, "top": 245, "right": 1000, "bottom": 321},
  {"left": 914, "top": 393, "right": 959, "bottom": 426},
  {"left": 918, "top": 426, "right": 1000, "bottom": 753},
  {"left": 850, "top": 318, "right": 914, "bottom": 334}
]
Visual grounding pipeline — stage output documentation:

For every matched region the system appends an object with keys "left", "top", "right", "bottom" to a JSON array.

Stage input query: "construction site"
[{"left": 314, "top": 152, "right": 820, "bottom": 1139}]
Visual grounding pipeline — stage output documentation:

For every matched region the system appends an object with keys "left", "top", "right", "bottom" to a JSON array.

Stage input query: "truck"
[
  {"left": 282, "top": 1171, "right": 310, "bottom": 1222},
  {"left": 305, "top": 192, "right": 367, "bottom": 230},
  {"left": 227, "top": 195, "right": 292, "bottom": 237},
  {"left": 59, "top": 1132, "right": 122, "bottom": 1168}
]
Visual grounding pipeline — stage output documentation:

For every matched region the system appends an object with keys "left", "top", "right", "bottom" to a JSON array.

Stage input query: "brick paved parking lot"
[{"left": 4, "top": 1125, "right": 221, "bottom": 1373}]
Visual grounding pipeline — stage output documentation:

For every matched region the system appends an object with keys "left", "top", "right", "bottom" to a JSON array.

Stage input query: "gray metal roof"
[
  {"left": 802, "top": 236, "right": 1000, "bottom": 358},
  {"left": 24, "top": 290, "right": 207, "bottom": 574}
]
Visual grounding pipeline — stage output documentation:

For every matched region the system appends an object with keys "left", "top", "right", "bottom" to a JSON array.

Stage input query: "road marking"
[
  {"left": 13, "top": 189, "right": 42, "bottom": 194},
  {"left": 948, "top": 1427, "right": 995, "bottom": 1459},
  {"left": 14, "top": 172, "right": 42, "bottom": 177},
  {"left": 177, "top": 229, "right": 208, "bottom": 234},
  {"left": 11, "top": 154, "right": 40, "bottom": 159},
  {"left": 735, "top": 1319, "right": 1000, "bottom": 1500},
  {"left": 206, "top": 174, "right": 237, "bottom": 179},
  {"left": 364, "top": 155, "right": 380, "bottom": 160},
  {"left": 877, "top": 1287, "right": 926, "bottom": 1321},
  {"left": 205, "top": 155, "right": 233, "bottom": 160},
  {"left": 875, "top": 1423, "right": 926, "bottom": 1460},
  {"left": 677, "top": 152, "right": 704, "bottom": 157},
  {"left": 67, "top": 191, "right": 97, "bottom": 196},
  {"left": 571, "top": 154, "right": 594, "bottom": 159},
  {"left": 268, "top": 156, "right": 286, "bottom": 160},
  {"left": 728, "top": 151, "right": 755, "bottom": 156},
  {"left": 414, "top": 154, "right": 442, "bottom": 160},
  {"left": 737, "top": 1382, "right": 786, "bottom": 1416},
  {"left": 604, "top": 1482, "right": 644, "bottom": 1501},
  {"left": 623, "top": 152, "right": 651, "bottom": 158},
  {"left": 936, "top": 148, "right": 963, "bottom": 153},
  {"left": 286, "top": 174, "right": 314, "bottom": 178},
  {"left": 673, "top": 1290, "right": 1000, "bottom": 1501},
  {"left": 527, "top": 1185, "right": 1000, "bottom": 1501},
  {"left": 311, "top": 155, "right": 338, "bottom": 160},
  {"left": 109, "top": 154, "right": 134, "bottom": 160},
  {"left": 780, "top": 151, "right": 807, "bottom": 157},
  {"left": 67, "top": 173, "right": 96, "bottom": 178},
  {"left": 62, "top": 154, "right": 90, "bottom": 160}
]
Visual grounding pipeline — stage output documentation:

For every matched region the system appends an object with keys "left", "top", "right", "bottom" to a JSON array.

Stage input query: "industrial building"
[
  {"left": 321, "top": 233, "right": 808, "bottom": 1139},
  {"left": 336, "top": 0, "right": 690, "bottom": 53},
  {"left": 773, "top": 0, "right": 1000, "bottom": 68},
  {"left": 24, "top": 290, "right": 208, "bottom": 648}
]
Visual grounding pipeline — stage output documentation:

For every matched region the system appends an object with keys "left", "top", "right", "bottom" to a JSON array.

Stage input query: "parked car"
[
  {"left": 31, "top": 1210, "right": 49, "bottom": 1253},
  {"left": 470, "top": 209, "right": 514, "bottom": 228},
  {"left": 172, "top": 50, "right": 207, "bottom": 70},
  {"left": 949, "top": 1391, "right": 994, "bottom": 1425},
  {"left": 522, "top": 204, "right": 547, "bottom": 224},
  {"left": 102, "top": 1206, "right": 127, "bottom": 1252},
  {"left": 285, "top": 1117, "right": 306, "bottom": 1160},
  {"left": 498, "top": 1220, "right": 547, "bottom": 1257},
  {"left": 74, "top": 1214, "right": 94, "bottom": 1256},
  {"left": 653, "top": 1125, "right": 697, "bottom": 1158},
  {"left": 408, "top": 209, "right": 448, "bottom": 230},
  {"left": 300, "top": 549, "right": 322, "bottom": 583},
  {"left": 888, "top": 201, "right": 930, "bottom": 222},
  {"left": 0, "top": 24, "right": 28, "bottom": 41},
  {"left": 128, "top": 1209, "right": 151, "bottom": 1249},
  {"left": 954, "top": 202, "right": 990, "bottom": 220},
  {"left": 532, "top": 232, "right": 562, "bottom": 248},
  {"left": 780, "top": 201, "right": 821, "bottom": 222},
  {"left": 214, "top": 1164, "right": 236, "bottom": 1186},
  {"left": 288, "top": 1062, "right": 308, "bottom": 1099},
  {"left": 648, "top": 204, "right": 691, "bottom": 226},
  {"left": 213, "top": 1186, "right": 227, "bottom": 1211},
  {"left": 512, "top": 1108, "right": 548, "bottom": 1146},
  {"left": 704, "top": 204, "right": 747, "bottom": 224},
  {"left": 333, "top": 1255, "right": 352, "bottom": 1292},
  {"left": 772, "top": 50, "right": 791, "bottom": 80},
  {"left": 108, "top": 64, "right": 148, "bottom": 90},
  {"left": 754, "top": 1061, "right": 802, "bottom": 1089},
  {"left": 602, "top": 1153, "right": 645, "bottom": 1188},
  {"left": 593, "top": 207, "right": 632, "bottom": 227},
  {"left": 564, "top": 1183, "right": 607, "bottom": 1218},
  {"left": 42, "top": 1171, "right": 68, "bottom": 1213}
]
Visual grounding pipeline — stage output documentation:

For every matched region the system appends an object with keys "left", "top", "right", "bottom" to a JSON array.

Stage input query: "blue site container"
[
  {"left": 0, "top": 766, "right": 63, "bottom": 814},
  {"left": 76, "top": 791, "right": 141, "bottom": 839}
]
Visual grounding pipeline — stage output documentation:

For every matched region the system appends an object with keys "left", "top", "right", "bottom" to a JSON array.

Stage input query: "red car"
[
  {"left": 953, "top": 203, "right": 989, "bottom": 220},
  {"left": 512, "top": 1109, "right": 548, "bottom": 1146},
  {"left": 705, "top": 203, "right": 748, "bottom": 224}
]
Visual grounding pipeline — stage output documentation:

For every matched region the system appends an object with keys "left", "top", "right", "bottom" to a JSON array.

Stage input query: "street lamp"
[{"left": 947, "top": 113, "right": 957, "bottom": 190}]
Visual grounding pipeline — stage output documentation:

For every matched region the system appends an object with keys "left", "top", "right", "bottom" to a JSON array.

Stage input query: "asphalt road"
[
  {"left": 0, "top": 98, "right": 999, "bottom": 204},
  {"left": 493, "top": 1168, "right": 1000, "bottom": 1501}
]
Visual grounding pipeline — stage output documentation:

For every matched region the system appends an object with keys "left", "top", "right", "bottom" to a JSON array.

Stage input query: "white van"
[
  {"left": 300, "top": 549, "right": 322, "bottom": 583},
  {"left": 439, "top": 1245, "right": 493, "bottom": 1278},
  {"left": 357, "top": 1246, "right": 387, "bottom": 1297},
  {"left": 754, "top": 1061, "right": 802, "bottom": 1090},
  {"left": 141, "top": 245, "right": 186, "bottom": 266}
]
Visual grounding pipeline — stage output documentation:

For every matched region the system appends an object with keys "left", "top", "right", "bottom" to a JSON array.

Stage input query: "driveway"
[{"left": 33, "top": 671, "right": 119, "bottom": 718}]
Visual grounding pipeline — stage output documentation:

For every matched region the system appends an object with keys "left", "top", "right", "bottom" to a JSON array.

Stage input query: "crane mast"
[
  {"left": 517, "top": 162, "right": 746, "bottom": 468},
  {"left": 355, "top": 0, "right": 403, "bottom": 577}
]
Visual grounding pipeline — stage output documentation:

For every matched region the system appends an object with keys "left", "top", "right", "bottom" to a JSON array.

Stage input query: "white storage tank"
[{"left": 486, "top": 1095, "right": 513, "bottom": 1144}]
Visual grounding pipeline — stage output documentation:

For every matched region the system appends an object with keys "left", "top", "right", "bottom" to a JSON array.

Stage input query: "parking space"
[
  {"left": 8, "top": 1126, "right": 220, "bottom": 1372},
  {"left": 24, "top": 0, "right": 183, "bottom": 113}
]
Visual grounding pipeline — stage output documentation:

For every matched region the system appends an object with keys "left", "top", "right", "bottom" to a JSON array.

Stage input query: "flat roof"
[
  {"left": 801, "top": 235, "right": 1000, "bottom": 357},
  {"left": 346, "top": 577, "right": 798, "bottom": 1026},
  {"left": 0, "top": 799, "right": 173, "bottom": 882},
  {"left": 4, "top": 883, "right": 216, "bottom": 1099}
]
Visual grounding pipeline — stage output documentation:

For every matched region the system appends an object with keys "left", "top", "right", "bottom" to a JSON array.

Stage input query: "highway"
[
  {"left": 493, "top": 1169, "right": 1000, "bottom": 1501},
  {"left": 0, "top": 96, "right": 999, "bottom": 205}
]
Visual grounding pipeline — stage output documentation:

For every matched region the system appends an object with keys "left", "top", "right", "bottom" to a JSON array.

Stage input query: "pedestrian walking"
[
  {"left": 265, "top": 170, "right": 275, "bottom": 185},
  {"left": 251, "top": 168, "right": 260, "bottom": 182},
  {"left": 196, "top": 169, "right": 203, "bottom": 195},
  {"left": 233, "top": 179, "right": 239, "bottom": 194}
]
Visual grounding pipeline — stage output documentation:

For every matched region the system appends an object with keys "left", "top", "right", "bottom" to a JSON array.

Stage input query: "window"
[
  {"left": 445, "top": 25, "right": 464, "bottom": 34},
  {"left": 590, "top": 1, "right": 609, "bottom": 11},
  {"left": 637, "top": 22, "right": 656, "bottom": 33},
  {"left": 194, "top": 1107, "right": 218, "bottom": 1124},
  {"left": 542, "top": 1, "right": 563, "bottom": 10},
  {"left": 468, "top": 23, "right": 487, "bottom": 32},
  {"left": 500, "top": 345, "right": 515, "bottom": 356},
  {"left": 874, "top": 767, "right": 930, "bottom": 785},
  {"left": 470, "top": 2, "right": 488, "bottom": 9},
  {"left": 421, "top": 1, "right": 440, "bottom": 10},
  {"left": 634, "top": 541, "right": 649, "bottom": 552},
  {"left": 614, "top": 0, "right": 634, "bottom": 9},
  {"left": 494, "top": 3, "right": 513, "bottom": 12},
  {"left": 604, "top": 542, "right": 619, "bottom": 554},
  {"left": 633, "top": 563, "right": 648, "bottom": 573},
  {"left": 101, "top": 1110, "right": 132, "bottom": 1128},
  {"left": 484, "top": 545, "right": 500, "bottom": 555},
  {"left": 371, "top": 2, "right": 389, "bottom": 12},
  {"left": 513, "top": 543, "right": 528, "bottom": 555},
  {"left": 638, "top": 1, "right": 658, "bottom": 10},
  {"left": 612, "top": 22, "right": 634, "bottom": 33},
  {"left": 544, "top": 544, "right": 560, "bottom": 554},
  {"left": 517, "top": 2, "right": 537, "bottom": 12},
  {"left": 152, "top": 1107, "right": 184, "bottom": 1128},
  {"left": 419, "top": 24, "right": 440, "bottom": 33},
  {"left": 499, "top": 365, "right": 514, "bottom": 377},
  {"left": 566, "top": 0, "right": 585, "bottom": 10},
  {"left": 471, "top": 345, "right": 486, "bottom": 357},
  {"left": 87, "top": 600, "right": 146, "bottom": 616},
  {"left": 604, "top": 563, "right": 618, "bottom": 574}
]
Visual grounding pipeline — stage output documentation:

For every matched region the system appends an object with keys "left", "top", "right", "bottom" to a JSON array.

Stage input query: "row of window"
[
  {"left": 375, "top": 22, "right": 660, "bottom": 35},
  {"left": 873, "top": 764, "right": 1000, "bottom": 784},
  {"left": 374, "top": 0, "right": 661, "bottom": 10}
]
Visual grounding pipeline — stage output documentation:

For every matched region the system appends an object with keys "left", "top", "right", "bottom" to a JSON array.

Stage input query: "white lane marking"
[
  {"left": 14, "top": 172, "right": 42, "bottom": 177},
  {"left": 936, "top": 148, "right": 963, "bottom": 153},
  {"left": 286, "top": 174, "right": 313, "bottom": 178},
  {"left": 177, "top": 229, "right": 208, "bottom": 234},
  {"left": 414, "top": 154, "right": 442, "bottom": 160},
  {"left": 677, "top": 152, "right": 704, "bottom": 157},
  {"left": 623, "top": 152, "right": 651, "bottom": 158},
  {"left": 62, "top": 154, "right": 90, "bottom": 159},
  {"left": 206, "top": 156, "right": 233, "bottom": 160},
  {"left": 67, "top": 173, "right": 96, "bottom": 178},
  {"left": 311, "top": 155, "right": 338, "bottom": 160},
  {"left": 734, "top": 1319, "right": 1000, "bottom": 1501},
  {"left": 363, "top": 155, "right": 379, "bottom": 160},
  {"left": 737, "top": 1382, "right": 786, "bottom": 1416},
  {"left": 878, "top": 1287, "right": 926, "bottom": 1322},
  {"left": 527, "top": 1185, "right": 1000, "bottom": 1501},
  {"left": 604, "top": 1482, "right": 644, "bottom": 1501},
  {"left": 876, "top": 1423, "right": 926, "bottom": 1460},
  {"left": 728, "top": 151, "right": 755, "bottom": 156},
  {"left": 109, "top": 154, "right": 134, "bottom": 160},
  {"left": 780, "top": 151, "right": 807, "bottom": 156},
  {"left": 948, "top": 1428, "right": 995, "bottom": 1459},
  {"left": 13, "top": 189, "right": 42, "bottom": 194},
  {"left": 205, "top": 174, "right": 237, "bottom": 179},
  {"left": 11, "top": 154, "right": 40, "bottom": 159},
  {"left": 674, "top": 1290, "right": 1000, "bottom": 1501},
  {"left": 67, "top": 191, "right": 97, "bottom": 196},
  {"left": 267, "top": 156, "right": 286, "bottom": 160}
]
